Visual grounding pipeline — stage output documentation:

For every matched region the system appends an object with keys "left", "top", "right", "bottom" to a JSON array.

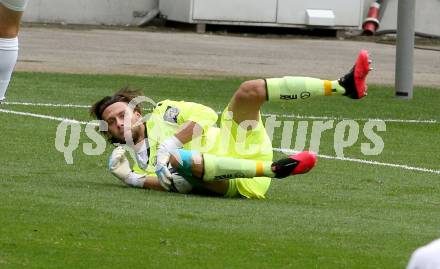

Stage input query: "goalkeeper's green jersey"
[
  {"left": 132, "top": 99, "right": 219, "bottom": 175},
  {"left": 132, "top": 99, "right": 273, "bottom": 199}
]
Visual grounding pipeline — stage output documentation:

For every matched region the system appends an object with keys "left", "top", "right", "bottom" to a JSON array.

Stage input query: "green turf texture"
[{"left": 1, "top": 72, "right": 439, "bottom": 268}]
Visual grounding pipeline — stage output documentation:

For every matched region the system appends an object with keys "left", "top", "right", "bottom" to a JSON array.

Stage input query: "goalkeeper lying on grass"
[{"left": 90, "top": 50, "right": 371, "bottom": 199}]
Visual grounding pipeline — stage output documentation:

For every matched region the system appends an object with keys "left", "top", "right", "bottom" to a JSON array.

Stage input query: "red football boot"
[
  {"left": 339, "top": 50, "right": 372, "bottom": 99},
  {"left": 272, "top": 151, "right": 317, "bottom": 179}
]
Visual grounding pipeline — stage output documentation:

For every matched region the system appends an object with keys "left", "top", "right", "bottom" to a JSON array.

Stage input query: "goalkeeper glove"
[
  {"left": 155, "top": 136, "right": 183, "bottom": 190},
  {"left": 109, "top": 146, "right": 145, "bottom": 188},
  {"left": 168, "top": 168, "right": 193, "bottom": 194}
]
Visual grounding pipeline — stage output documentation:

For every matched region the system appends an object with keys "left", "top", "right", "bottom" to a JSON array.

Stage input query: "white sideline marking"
[
  {"left": 3, "top": 101, "right": 438, "bottom": 124},
  {"left": 3, "top": 101, "right": 91, "bottom": 108},
  {"left": 1, "top": 107, "right": 439, "bottom": 175},
  {"left": 0, "top": 108, "right": 91, "bottom": 125},
  {"left": 261, "top": 113, "right": 438, "bottom": 124},
  {"left": 274, "top": 148, "right": 440, "bottom": 175}
]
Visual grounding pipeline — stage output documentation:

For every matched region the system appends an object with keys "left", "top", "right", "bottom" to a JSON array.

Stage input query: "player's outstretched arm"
[
  {"left": 155, "top": 121, "right": 203, "bottom": 190},
  {"left": 108, "top": 146, "right": 165, "bottom": 190},
  {"left": 108, "top": 146, "right": 192, "bottom": 193}
]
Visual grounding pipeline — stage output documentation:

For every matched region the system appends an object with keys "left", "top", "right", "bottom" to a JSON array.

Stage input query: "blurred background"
[{"left": 20, "top": 0, "right": 440, "bottom": 37}]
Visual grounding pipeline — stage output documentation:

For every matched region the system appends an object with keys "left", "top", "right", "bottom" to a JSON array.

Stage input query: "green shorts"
[{"left": 210, "top": 107, "right": 273, "bottom": 199}]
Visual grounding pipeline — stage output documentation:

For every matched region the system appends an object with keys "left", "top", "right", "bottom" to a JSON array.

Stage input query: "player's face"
[{"left": 101, "top": 102, "right": 143, "bottom": 144}]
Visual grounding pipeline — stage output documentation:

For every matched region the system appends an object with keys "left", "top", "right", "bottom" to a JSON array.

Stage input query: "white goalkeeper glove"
[
  {"left": 168, "top": 167, "right": 193, "bottom": 194},
  {"left": 109, "top": 146, "right": 145, "bottom": 188},
  {"left": 155, "top": 136, "right": 183, "bottom": 190}
]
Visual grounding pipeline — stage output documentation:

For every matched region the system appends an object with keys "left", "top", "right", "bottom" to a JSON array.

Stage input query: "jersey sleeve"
[{"left": 157, "top": 100, "right": 218, "bottom": 131}]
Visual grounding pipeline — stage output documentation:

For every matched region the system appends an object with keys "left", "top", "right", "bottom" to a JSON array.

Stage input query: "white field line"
[
  {"left": 1, "top": 107, "right": 439, "bottom": 175},
  {"left": 2, "top": 101, "right": 438, "bottom": 124},
  {"left": 274, "top": 148, "right": 440, "bottom": 175},
  {"left": 261, "top": 113, "right": 438, "bottom": 124},
  {"left": 0, "top": 108, "right": 91, "bottom": 125},
  {"left": 3, "top": 101, "right": 91, "bottom": 108}
]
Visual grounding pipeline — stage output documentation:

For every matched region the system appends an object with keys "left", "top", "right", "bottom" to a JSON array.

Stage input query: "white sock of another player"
[{"left": 0, "top": 37, "right": 19, "bottom": 102}]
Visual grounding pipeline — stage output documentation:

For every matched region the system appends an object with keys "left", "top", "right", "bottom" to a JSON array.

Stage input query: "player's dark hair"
[{"left": 90, "top": 87, "right": 143, "bottom": 120}]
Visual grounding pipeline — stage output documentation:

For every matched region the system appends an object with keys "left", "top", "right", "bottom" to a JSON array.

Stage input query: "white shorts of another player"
[
  {"left": 407, "top": 238, "right": 440, "bottom": 269},
  {"left": 0, "top": 0, "right": 29, "bottom": 12}
]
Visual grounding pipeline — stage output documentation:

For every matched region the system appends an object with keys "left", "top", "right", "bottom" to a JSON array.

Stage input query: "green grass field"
[{"left": 1, "top": 72, "right": 439, "bottom": 268}]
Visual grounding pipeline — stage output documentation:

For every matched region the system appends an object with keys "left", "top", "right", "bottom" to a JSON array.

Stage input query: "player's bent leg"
[
  {"left": 170, "top": 149, "right": 317, "bottom": 182},
  {"left": 169, "top": 150, "right": 261, "bottom": 198},
  {"left": 266, "top": 50, "right": 372, "bottom": 101},
  {"left": 202, "top": 151, "right": 317, "bottom": 180},
  {"left": 169, "top": 149, "right": 229, "bottom": 195},
  {"left": 228, "top": 79, "right": 267, "bottom": 127}
]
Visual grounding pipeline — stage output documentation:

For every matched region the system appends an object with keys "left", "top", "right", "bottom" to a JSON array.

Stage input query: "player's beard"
[{"left": 110, "top": 124, "right": 143, "bottom": 145}]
